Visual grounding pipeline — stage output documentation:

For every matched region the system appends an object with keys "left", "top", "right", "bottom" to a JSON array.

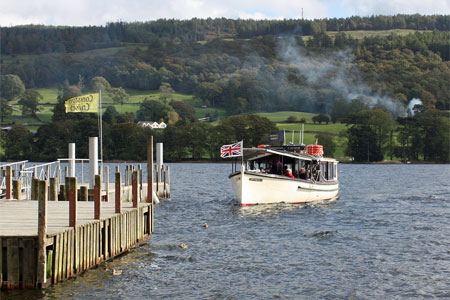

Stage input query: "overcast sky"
[{"left": 1, "top": 0, "right": 449, "bottom": 27}]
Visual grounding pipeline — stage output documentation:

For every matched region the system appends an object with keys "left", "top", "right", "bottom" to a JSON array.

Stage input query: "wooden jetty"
[{"left": 0, "top": 136, "right": 166, "bottom": 289}]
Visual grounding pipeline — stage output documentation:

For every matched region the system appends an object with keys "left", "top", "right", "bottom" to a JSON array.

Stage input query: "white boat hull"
[{"left": 230, "top": 171, "right": 339, "bottom": 206}]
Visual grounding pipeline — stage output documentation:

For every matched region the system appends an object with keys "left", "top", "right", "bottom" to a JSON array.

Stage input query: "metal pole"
[
  {"left": 156, "top": 143, "right": 163, "bottom": 183},
  {"left": 99, "top": 90, "right": 103, "bottom": 173},
  {"left": 69, "top": 143, "right": 76, "bottom": 177},
  {"left": 89, "top": 137, "right": 99, "bottom": 189}
]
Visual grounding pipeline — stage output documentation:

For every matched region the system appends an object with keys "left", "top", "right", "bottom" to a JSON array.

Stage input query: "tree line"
[
  {"left": 1, "top": 30, "right": 449, "bottom": 116},
  {"left": 1, "top": 15, "right": 449, "bottom": 55}
]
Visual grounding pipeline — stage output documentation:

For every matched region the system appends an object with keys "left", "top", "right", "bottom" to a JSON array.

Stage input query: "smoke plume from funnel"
[
  {"left": 277, "top": 37, "right": 407, "bottom": 117},
  {"left": 407, "top": 98, "right": 423, "bottom": 116}
]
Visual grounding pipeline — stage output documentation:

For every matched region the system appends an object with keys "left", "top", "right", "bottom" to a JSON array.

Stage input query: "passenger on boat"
[
  {"left": 299, "top": 168, "right": 308, "bottom": 180},
  {"left": 285, "top": 168, "right": 294, "bottom": 178},
  {"left": 270, "top": 158, "right": 283, "bottom": 175},
  {"left": 259, "top": 167, "right": 266, "bottom": 173}
]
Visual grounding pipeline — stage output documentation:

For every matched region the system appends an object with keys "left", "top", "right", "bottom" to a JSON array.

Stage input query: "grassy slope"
[{"left": 4, "top": 29, "right": 420, "bottom": 158}]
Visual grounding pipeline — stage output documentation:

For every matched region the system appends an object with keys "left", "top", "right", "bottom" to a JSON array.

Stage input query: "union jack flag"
[{"left": 220, "top": 141, "right": 243, "bottom": 158}]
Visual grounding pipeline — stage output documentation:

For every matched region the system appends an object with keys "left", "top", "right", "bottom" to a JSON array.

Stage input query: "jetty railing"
[
  {"left": 21, "top": 161, "right": 61, "bottom": 200},
  {"left": 0, "top": 136, "right": 160, "bottom": 289},
  {"left": 0, "top": 161, "right": 28, "bottom": 197}
]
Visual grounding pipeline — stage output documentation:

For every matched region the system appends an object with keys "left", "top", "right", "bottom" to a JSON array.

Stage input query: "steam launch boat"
[{"left": 224, "top": 142, "right": 339, "bottom": 206}]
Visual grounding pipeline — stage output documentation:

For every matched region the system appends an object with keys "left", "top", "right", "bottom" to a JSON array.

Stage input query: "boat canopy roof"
[{"left": 243, "top": 147, "right": 337, "bottom": 163}]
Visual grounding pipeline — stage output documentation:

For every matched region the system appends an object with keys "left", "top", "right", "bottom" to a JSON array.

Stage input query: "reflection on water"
[{"left": 1, "top": 163, "right": 450, "bottom": 299}]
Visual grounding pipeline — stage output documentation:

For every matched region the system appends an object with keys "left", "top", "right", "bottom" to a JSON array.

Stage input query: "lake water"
[{"left": 2, "top": 163, "right": 450, "bottom": 299}]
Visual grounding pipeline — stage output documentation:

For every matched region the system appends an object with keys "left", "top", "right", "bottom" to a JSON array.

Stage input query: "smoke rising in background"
[
  {"left": 277, "top": 37, "right": 408, "bottom": 117},
  {"left": 407, "top": 98, "right": 423, "bottom": 116}
]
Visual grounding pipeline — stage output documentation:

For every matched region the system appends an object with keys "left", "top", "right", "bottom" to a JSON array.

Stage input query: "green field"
[
  {"left": 4, "top": 87, "right": 351, "bottom": 159},
  {"left": 255, "top": 111, "right": 315, "bottom": 122},
  {"left": 327, "top": 29, "right": 431, "bottom": 40},
  {"left": 6, "top": 87, "right": 224, "bottom": 127}
]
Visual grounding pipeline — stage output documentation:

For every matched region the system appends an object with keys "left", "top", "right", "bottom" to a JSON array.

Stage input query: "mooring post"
[
  {"left": 59, "top": 184, "right": 66, "bottom": 201},
  {"left": 167, "top": 165, "right": 171, "bottom": 198},
  {"left": 105, "top": 166, "right": 109, "bottom": 202},
  {"left": 6, "top": 166, "right": 12, "bottom": 199},
  {"left": 67, "top": 177, "right": 77, "bottom": 227},
  {"left": 163, "top": 166, "right": 168, "bottom": 198},
  {"left": 36, "top": 179, "right": 48, "bottom": 288},
  {"left": 138, "top": 164, "right": 142, "bottom": 199},
  {"left": 49, "top": 178, "right": 58, "bottom": 201},
  {"left": 147, "top": 136, "right": 154, "bottom": 234},
  {"left": 12, "top": 180, "right": 21, "bottom": 200},
  {"left": 94, "top": 175, "right": 101, "bottom": 219},
  {"left": 32, "top": 177, "right": 39, "bottom": 200},
  {"left": 115, "top": 167, "right": 122, "bottom": 214},
  {"left": 80, "top": 186, "right": 88, "bottom": 201},
  {"left": 155, "top": 165, "right": 159, "bottom": 195},
  {"left": 132, "top": 171, "right": 139, "bottom": 208}
]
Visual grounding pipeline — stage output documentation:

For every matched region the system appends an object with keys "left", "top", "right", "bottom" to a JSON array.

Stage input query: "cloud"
[
  {"left": 1, "top": 0, "right": 328, "bottom": 26},
  {"left": 342, "top": 0, "right": 450, "bottom": 16},
  {"left": 0, "top": 0, "right": 448, "bottom": 26}
]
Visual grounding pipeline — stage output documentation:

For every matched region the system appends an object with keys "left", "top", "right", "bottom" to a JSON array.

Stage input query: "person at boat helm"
[
  {"left": 270, "top": 158, "right": 283, "bottom": 175},
  {"left": 285, "top": 168, "right": 295, "bottom": 178},
  {"left": 299, "top": 168, "right": 307, "bottom": 180}
]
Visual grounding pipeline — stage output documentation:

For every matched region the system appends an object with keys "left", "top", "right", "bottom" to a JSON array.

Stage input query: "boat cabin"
[{"left": 232, "top": 145, "right": 338, "bottom": 183}]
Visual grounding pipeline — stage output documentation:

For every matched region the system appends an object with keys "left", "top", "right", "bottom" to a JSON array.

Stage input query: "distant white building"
[{"left": 138, "top": 121, "right": 167, "bottom": 129}]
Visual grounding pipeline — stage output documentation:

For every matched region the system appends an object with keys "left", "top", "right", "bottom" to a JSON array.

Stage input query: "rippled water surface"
[{"left": 2, "top": 163, "right": 450, "bottom": 299}]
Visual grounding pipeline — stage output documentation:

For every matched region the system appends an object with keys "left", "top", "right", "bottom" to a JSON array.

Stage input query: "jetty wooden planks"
[{"left": 0, "top": 201, "right": 152, "bottom": 289}]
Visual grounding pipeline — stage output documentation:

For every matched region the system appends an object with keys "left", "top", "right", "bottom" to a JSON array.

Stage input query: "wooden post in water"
[
  {"left": 115, "top": 167, "right": 122, "bottom": 214},
  {"left": 59, "top": 184, "right": 66, "bottom": 201},
  {"left": 132, "top": 170, "right": 138, "bottom": 208},
  {"left": 147, "top": 136, "right": 154, "bottom": 233},
  {"left": 36, "top": 180, "right": 48, "bottom": 288},
  {"left": 163, "top": 166, "right": 167, "bottom": 198},
  {"left": 105, "top": 166, "right": 109, "bottom": 202},
  {"left": 32, "top": 177, "right": 39, "bottom": 200},
  {"left": 6, "top": 166, "right": 12, "bottom": 199},
  {"left": 67, "top": 177, "right": 77, "bottom": 227},
  {"left": 49, "top": 178, "right": 58, "bottom": 201},
  {"left": 94, "top": 175, "right": 101, "bottom": 219},
  {"left": 80, "top": 186, "right": 88, "bottom": 201},
  {"left": 12, "top": 180, "right": 21, "bottom": 200},
  {"left": 167, "top": 165, "right": 170, "bottom": 198}
]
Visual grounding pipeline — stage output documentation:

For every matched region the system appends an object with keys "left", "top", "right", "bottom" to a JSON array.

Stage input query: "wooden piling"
[
  {"left": 67, "top": 177, "right": 77, "bottom": 228},
  {"left": 59, "top": 184, "right": 66, "bottom": 201},
  {"left": 49, "top": 178, "right": 58, "bottom": 201},
  {"left": 148, "top": 136, "right": 154, "bottom": 234},
  {"left": 6, "top": 166, "right": 12, "bottom": 199},
  {"left": 80, "top": 186, "right": 88, "bottom": 201},
  {"left": 115, "top": 170, "right": 122, "bottom": 214},
  {"left": 132, "top": 171, "right": 138, "bottom": 208},
  {"left": 13, "top": 180, "right": 21, "bottom": 200},
  {"left": 105, "top": 166, "right": 109, "bottom": 202},
  {"left": 37, "top": 180, "right": 48, "bottom": 287},
  {"left": 32, "top": 177, "right": 39, "bottom": 200},
  {"left": 94, "top": 175, "right": 101, "bottom": 219}
]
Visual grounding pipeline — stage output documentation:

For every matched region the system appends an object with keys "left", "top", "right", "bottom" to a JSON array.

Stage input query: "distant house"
[{"left": 137, "top": 121, "right": 167, "bottom": 129}]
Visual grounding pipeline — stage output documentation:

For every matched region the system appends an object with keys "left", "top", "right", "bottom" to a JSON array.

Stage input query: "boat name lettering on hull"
[{"left": 249, "top": 178, "right": 263, "bottom": 182}]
